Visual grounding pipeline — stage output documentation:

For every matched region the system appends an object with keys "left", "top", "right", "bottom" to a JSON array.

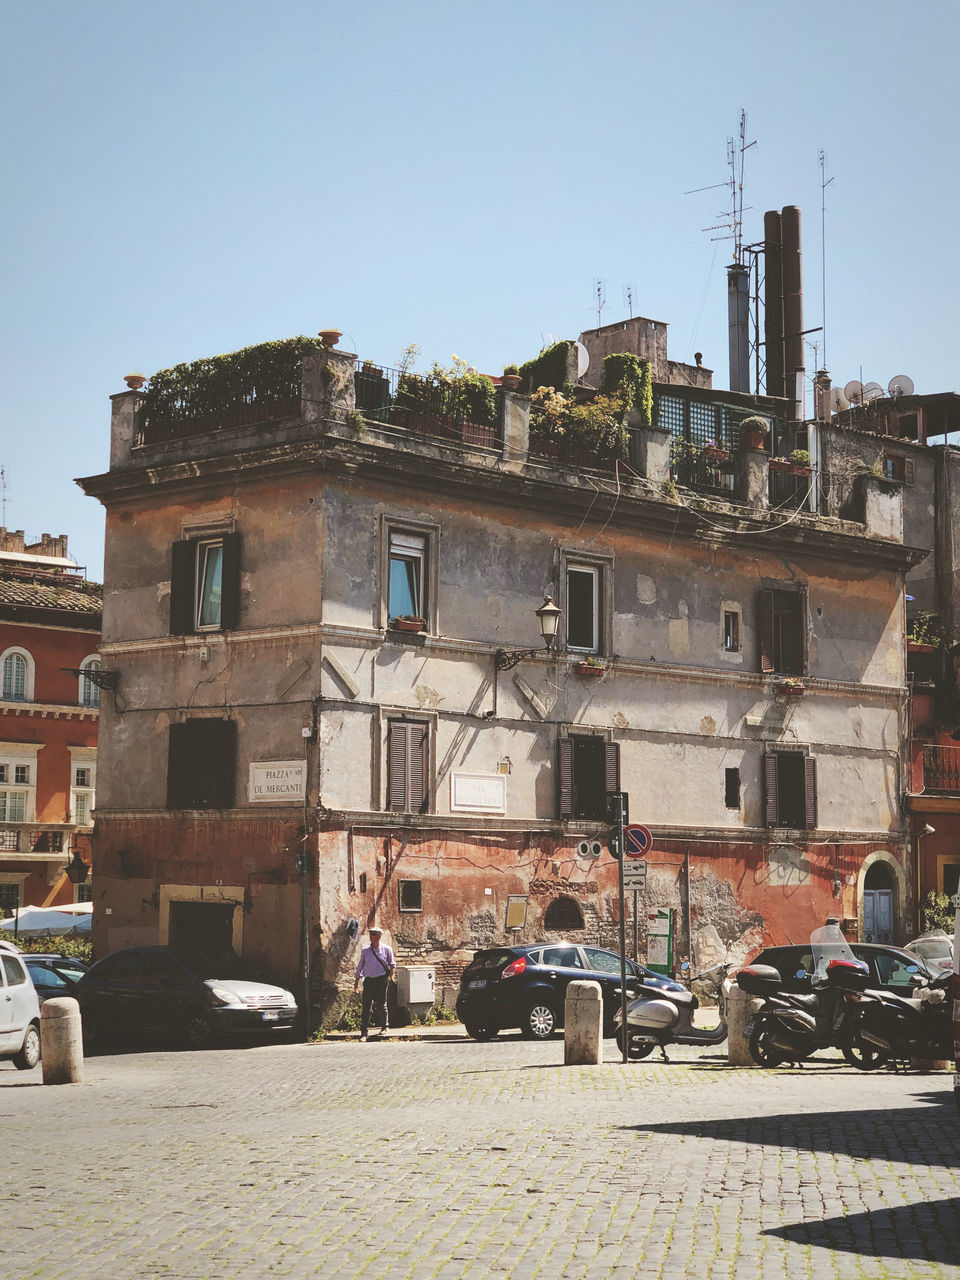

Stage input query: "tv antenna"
[
  {"left": 0, "top": 466, "right": 6, "bottom": 527},
  {"left": 685, "top": 108, "right": 756, "bottom": 264},
  {"left": 819, "top": 149, "right": 834, "bottom": 370},
  {"left": 594, "top": 279, "right": 606, "bottom": 328},
  {"left": 623, "top": 283, "right": 636, "bottom": 318}
]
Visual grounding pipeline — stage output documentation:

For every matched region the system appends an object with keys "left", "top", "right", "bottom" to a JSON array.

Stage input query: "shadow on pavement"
[
  {"left": 624, "top": 1097, "right": 960, "bottom": 1169},
  {"left": 766, "top": 1197, "right": 960, "bottom": 1264}
]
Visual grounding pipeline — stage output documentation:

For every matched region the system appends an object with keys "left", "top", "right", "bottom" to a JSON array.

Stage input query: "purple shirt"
[{"left": 355, "top": 942, "right": 396, "bottom": 980}]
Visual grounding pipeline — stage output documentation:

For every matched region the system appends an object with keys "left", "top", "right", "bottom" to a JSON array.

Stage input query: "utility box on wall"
[{"left": 397, "top": 964, "right": 435, "bottom": 1006}]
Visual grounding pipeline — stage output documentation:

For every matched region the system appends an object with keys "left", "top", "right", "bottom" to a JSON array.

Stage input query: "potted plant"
[
  {"left": 776, "top": 677, "right": 806, "bottom": 696},
  {"left": 789, "top": 449, "right": 812, "bottom": 474},
  {"left": 703, "top": 440, "right": 729, "bottom": 461},
  {"left": 501, "top": 363, "right": 522, "bottom": 392},
  {"left": 768, "top": 456, "right": 792, "bottom": 473},
  {"left": 739, "top": 416, "right": 770, "bottom": 451},
  {"left": 392, "top": 615, "right": 426, "bottom": 632},
  {"left": 319, "top": 329, "right": 342, "bottom": 348},
  {"left": 124, "top": 372, "right": 147, "bottom": 391},
  {"left": 576, "top": 656, "right": 607, "bottom": 677}
]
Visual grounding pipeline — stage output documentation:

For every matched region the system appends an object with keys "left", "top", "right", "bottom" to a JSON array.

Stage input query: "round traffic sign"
[{"left": 624, "top": 824, "right": 652, "bottom": 857}]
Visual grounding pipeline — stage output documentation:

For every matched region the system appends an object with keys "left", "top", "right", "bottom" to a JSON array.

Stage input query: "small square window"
[
  {"left": 14, "top": 765, "right": 28, "bottom": 785},
  {"left": 723, "top": 610, "right": 740, "bottom": 652},
  {"left": 358, "top": 872, "right": 368, "bottom": 894},
  {"left": 399, "top": 879, "right": 422, "bottom": 912},
  {"left": 75, "top": 768, "right": 90, "bottom": 788},
  {"left": 0, "top": 765, "right": 6, "bottom": 783}
]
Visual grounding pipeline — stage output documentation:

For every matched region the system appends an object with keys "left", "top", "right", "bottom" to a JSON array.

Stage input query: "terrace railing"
[
  {"left": 921, "top": 744, "right": 960, "bottom": 792},
  {"left": 354, "top": 366, "right": 501, "bottom": 449}
]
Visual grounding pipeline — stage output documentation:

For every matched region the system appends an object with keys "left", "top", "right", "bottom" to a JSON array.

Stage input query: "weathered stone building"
[{"left": 79, "top": 326, "right": 925, "bottom": 1023}]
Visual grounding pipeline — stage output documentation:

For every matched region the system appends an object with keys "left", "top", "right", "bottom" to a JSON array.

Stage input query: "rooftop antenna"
[
  {"left": 819, "top": 149, "right": 834, "bottom": 370},
  {"left": 594, "top": 279, "right": 606, "bottom": 328},
  {"left": 623, "top": 283, "right": 635, "bottom": 319},
  {"left": 686, "top": 108, "right": 756, "bottom": 263},
  {"left": 0, "top": 466, "right": 6, "bottom": 526}
]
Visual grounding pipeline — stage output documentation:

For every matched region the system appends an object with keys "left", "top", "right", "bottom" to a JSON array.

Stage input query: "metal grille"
[
  {"left": 0, "top": 829, "right": 18, "bottom": 851},
  {"left": 0, "top": 882, "right": 19, "bottom": 911},
  {"left": 768, "top": 468, "right": 813, "bottom": 510},
  {"left": 922, "top": 745, "right": 960, "bottom": 792}
]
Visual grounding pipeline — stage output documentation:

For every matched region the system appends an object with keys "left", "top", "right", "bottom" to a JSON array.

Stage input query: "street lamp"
[
  {"left": 496, "top": 596, "right": 562, "bottom": 670},
  {"left": 65, "top": 850, "right": 89, "bottom": 885}
]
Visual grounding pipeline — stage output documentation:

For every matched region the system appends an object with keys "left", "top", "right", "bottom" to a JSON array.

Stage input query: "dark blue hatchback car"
[{"left": 456, "top": 941, "right": 683, "bottom": 1040}]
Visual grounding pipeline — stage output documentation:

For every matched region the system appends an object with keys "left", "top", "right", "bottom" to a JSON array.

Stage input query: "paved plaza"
[{"left": 2, "top": 1032, "right": 958, "bottom": 1280}]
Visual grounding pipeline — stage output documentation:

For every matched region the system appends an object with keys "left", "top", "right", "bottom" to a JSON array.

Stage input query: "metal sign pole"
[
  {"left": 615, "top": 798, "right": 628, "bottom": 1064},
  {"left": 632, "top": 889, "right": 639, "bottom": 961}
]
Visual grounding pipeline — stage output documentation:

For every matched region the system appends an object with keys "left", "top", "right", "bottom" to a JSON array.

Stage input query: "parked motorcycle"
[
  {"left": 844, "top": 968, "right": 952, "bottom": 1069},
  {"left": 614, "top": 961, "right": 729, "bottom": 1061},
  {"left": 738, "top": 921, "right": 882, "bottom": 1068}
]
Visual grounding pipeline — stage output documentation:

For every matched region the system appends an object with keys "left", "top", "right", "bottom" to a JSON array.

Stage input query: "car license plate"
[
  {"left": 467, "top": 979, "right": 487, "bottom": 990},
  {"left": 261, "top": 1011, "right": 279, "bottom": 1021}
]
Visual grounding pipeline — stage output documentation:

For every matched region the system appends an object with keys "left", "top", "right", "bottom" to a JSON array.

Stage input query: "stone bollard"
[
  {"left": 564, "top": 980, "right": 603, "bottom": 1065},
  {"left": 41, "top": 997, "right": 83, "bottom": 1085},
  {"left": 724, "top": 979, "right": 760, "bottom": 1067}
]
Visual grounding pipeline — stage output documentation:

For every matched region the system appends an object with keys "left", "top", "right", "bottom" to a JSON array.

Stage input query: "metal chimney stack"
[
  {"left": 763, "top": 210, "right": 784, "bottom": 402},
  {"left": 727, "top": 263, "right": 751, "bottom": 393},
  {"left": 763, "top": 206, "right": 805, "bottom": 419}
]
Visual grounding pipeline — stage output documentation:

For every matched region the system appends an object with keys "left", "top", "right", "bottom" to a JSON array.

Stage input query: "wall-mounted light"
[
  {"left": 65, "top": 850, "right": 89, "bottom": 885},
  {"left": 496, "top": 596, "right": 562, "bottom": 670}
]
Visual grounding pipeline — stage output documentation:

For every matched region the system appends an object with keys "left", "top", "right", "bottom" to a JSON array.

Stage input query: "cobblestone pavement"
[{"left": 2, "top": 1033, "right": 958, "bottom": 1280}]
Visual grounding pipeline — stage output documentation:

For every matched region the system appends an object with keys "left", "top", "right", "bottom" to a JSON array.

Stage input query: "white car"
[
  {"left": 0, "top": 949, "right": 41, "bottom": 1069},
  {"left": 904, "top": 930, "right": 954, "bottom": 974}
]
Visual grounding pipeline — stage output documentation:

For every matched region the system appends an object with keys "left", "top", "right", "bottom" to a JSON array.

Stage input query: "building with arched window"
[{"left": 0, "top": 529, "right": 101, "bottom": 917}]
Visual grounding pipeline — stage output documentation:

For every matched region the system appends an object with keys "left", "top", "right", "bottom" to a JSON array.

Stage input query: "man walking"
[{"left": 354, "top": 925, "right": 396, "bottom": 1041}]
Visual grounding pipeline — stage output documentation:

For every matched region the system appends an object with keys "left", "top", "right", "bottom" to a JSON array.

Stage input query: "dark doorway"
[
  {"left": 169, "top": 901, "right": 236, "bottom": 955},
  {"left": 863, "top": 862, "right": 894, "bottom": 944}
]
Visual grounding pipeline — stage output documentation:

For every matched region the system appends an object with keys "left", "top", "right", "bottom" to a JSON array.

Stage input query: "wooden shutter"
[
  {"left": 558, "top": 738, "right": 574, "bottom": 818},
  {"left": 758, "top": 589, "right": 775, "bottom": 673},
  {"left": 408, "top": 722, "right": 428, "bottom": 814},
  {"left": 803, "top": 757, "right": 818, "bottom": 830},
  {"left": 166, "top": 722, "right": 191, "bottom": 808},
  {"left": 388, "top": 721, "right": 407, "bottom": 811},
  {"left": 170, "top": 540, "right": 196, "bottom": 635},
  {"left": 219, "top": 532, "right": 241, "bottom": 631},
  {"left": 203, "top": 720, "right": 237, "bottom": 809},
  {"left": 764, "top": 753, "right": 779, "bottom": 827},
  {"left": 604, "top": 740, "right": 621, "bottom": 794}
]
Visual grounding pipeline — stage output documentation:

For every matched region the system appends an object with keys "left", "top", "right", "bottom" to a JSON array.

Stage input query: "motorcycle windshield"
[{"left": 810, "top": 921, "right": 857, "bottom": 982}]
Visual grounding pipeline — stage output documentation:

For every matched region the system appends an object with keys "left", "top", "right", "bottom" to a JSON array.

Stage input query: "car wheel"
[
  {"left": 522, "top": 1000, "right": 558, "bottom": 1040},
  {"left": 748, "top": 1019, "right": 787, "bottom": 1068},
  {"left": 615, "top": 1026, "right": 656, "bottom": 1060},
  {"left": 13, "top": 1023, "right": 40, "bottom": 1070},
  {"left": 182, "top": 1008, "right": 214, "bottom": 1050},
  {"left": 842, "top": 1036, "right": 887, "bottom": 1071},
  {"left": 463, "top": 1022, "right": 498, "bottom": 1041}
]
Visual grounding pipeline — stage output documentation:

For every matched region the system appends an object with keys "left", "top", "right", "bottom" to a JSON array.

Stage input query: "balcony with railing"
[
  {"left": 919, "top": 743, "right": 960, "bottom": 792},
  {"left": 354, "top": 364, "right": 501, "bottom": 449}
]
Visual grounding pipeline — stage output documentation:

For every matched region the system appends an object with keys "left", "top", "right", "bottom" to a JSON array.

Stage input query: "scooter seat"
[{"left": 784, "top": 993, "right": 819, "bottom": 1011}]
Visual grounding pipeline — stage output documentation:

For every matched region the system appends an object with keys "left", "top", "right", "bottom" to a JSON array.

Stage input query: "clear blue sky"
[{"left": 2, "top": 1, "right": 956, "bottom": 579}]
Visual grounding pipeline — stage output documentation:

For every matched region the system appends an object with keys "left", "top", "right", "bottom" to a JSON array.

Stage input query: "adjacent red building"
[{"left": 0, "top": 529, "right": 101, "bottom": 919}]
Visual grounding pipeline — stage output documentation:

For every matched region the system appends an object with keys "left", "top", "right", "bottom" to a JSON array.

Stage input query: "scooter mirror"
[
  {"left": 795, "top": 968, "right": 807, "bottom": 979},
  {"left": 680, "top": 961, "right": 691, "bottom": 972}
]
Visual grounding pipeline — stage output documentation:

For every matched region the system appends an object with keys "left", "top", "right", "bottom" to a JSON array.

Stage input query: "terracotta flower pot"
[
  {"left": 392, "top": 617, "right": 426, "bottom": 632},
  {"left": 577, "top": 662, "right": 606, "bottom": 677},
  {"left": 319, "top": 329, "right": 342, "bottom": 348},
  {"left": 768, "top": 458, "right": 792, "bottom": 473},
  {"left": 124, "top": 373, "right": 146, "bottom": 391},
  {"left": 740, "top": 430, "right": 767, "bottom": 450},
  {"left": 501, "top": 374, "right": 522, "bottom": 391}
]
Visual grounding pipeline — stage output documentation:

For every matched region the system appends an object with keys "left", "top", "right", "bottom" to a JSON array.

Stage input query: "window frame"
[
  {"left": 380, "top": 518, "right": 439, "bottom": 633},
  {"left": 758, "top": 585, "right": 807, "bottom": 676},
  {"left": 558, "top": 729, "right": 620, "bottom": 821},
  {"left": 722, "top": 606, "right": 741, "bottom": 655},
  {"left": 0, "top": 743, "right": 39, "bottom": 824},
  {"left": 69, "top": 748, "right": 96, "bottom": 828},
  {"left": 398, "top": 879, "right": 423, "bottom": 913},
  {"left": 78, "top": 656, "right": 101, "bottom": 708},
  {"left": 764, "top": 749, "right": 817, "bottom": 830},
  {"left": 0, "top": 647, "right": 34, "bottom": 702},
  {"left": 385, "top": 717, "right": 431, "bottom": 814},
  {"left": 170, "top": 531, "right": 240, "bottom": 636},
  {"left": 559, "top": 550, "right": 613, "bottom": 658},
  {"left": 166, "top": 719, "right": 237, "bottom": 810}
]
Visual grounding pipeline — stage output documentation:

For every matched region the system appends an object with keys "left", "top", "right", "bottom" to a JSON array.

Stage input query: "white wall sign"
[
  {"left": 450, "top": 772, "right": 507, "bottom": 815},
  {"left": 248, "top": 760, "right": 306, "bottom": 803}
]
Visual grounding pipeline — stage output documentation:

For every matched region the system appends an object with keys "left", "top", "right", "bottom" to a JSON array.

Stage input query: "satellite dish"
[
  {"left": 573, "top": 340, "right": 590, "bottom": 380},
  {"left": 888, "top": 374, "right": 915, "bottom": 398},
  {"left": 862, "top": 381, "right": 884, "bottom": 402},
  {"left": 829, "top": 387, "right": 849, "bottom": 413},
  {"left": 843, "top": 380, "right": 863, "bottom": 404}
]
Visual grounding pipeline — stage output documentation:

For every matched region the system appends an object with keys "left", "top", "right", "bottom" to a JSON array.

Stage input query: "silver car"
[{"left": 0, "top": 947, "right": 41, "bottom": 1069}]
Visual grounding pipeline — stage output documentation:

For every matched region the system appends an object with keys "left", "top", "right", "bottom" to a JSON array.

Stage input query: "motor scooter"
[
  {"left": 614, "top": 961, "right": 729, "bottom": 1061},
  {"left": 845, "top": 969, "right": 951, "bottom": 1069},
  {"left": 737, "top": 920, "right": 880, "bottom": 1068}
]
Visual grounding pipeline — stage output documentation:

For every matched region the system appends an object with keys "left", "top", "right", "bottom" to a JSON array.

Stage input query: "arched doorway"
[
  {"left": 544, "top": 896, "right": 585, "bottom": 931},
  {"left": 863, "top": 862, "right": 894, "bottom": 943}
]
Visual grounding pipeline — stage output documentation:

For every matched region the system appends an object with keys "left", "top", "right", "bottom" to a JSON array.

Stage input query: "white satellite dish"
[
  {"left": 829, "top": 387, "right": 849, "bottom": 413},
  {"left": 843, "top": 380, "right": 864, "bottom": 404},
  {"left": 888, "top": 374, "right": 915, "bottom": 398},
  {"left": 862, "top": 381, "right": 885, "bottom": 402},
  {"left": 573, "top": 340, "right": 590, "bottom": 380}
]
